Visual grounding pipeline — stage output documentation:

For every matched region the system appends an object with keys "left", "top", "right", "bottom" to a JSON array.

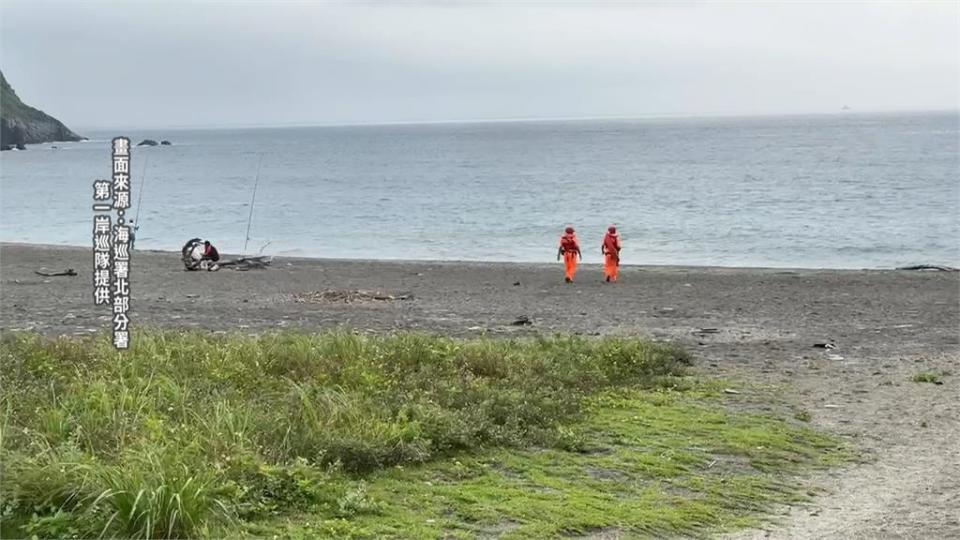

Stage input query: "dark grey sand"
[{"left": 2, "top": 242, "right": 958, "bottom": 539}]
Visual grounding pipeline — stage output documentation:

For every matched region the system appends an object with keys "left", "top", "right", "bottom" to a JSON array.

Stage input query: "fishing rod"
[
  {"left": 243, "top": 153, "right": 265, "bottom": 255},
  {"left": 133, "top": 154, "right": 148, "bottom": 231}
]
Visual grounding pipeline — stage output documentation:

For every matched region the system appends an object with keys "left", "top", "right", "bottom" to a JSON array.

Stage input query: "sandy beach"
[{"left": 2, "top": 242, "right": 958, "bottom": 538}]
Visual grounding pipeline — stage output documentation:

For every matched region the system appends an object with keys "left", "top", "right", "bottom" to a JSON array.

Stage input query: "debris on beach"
[
  {"left": 896, "top": 264, "right": 958, "bottom": 272},
  {"left": 34, "top": 268, "right": 77, "bottom": 277},
  {"left": 723, "top": 388, "right": 741, "bottom": 395},
  {"left": 813, "top": 342, "right": 837, "bottom": 349},
  {"left": 220, "top": 256, "right": 273, "bottom": 271},
  {"left": 693, "top": 327, "right": 720, "bottom": 335},
  {"left": 292, "top": 289, "right": 413, "bottom": 304},
  {"left": 510, "top": 316, "right": 533, "bottom": 326}
]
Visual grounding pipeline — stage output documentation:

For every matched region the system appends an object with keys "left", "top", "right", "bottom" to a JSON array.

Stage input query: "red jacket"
[
  {"left": 203, "top": 243, "right": 220, "bottom": 261},
  {"left": 602, "top": 233, "right": 621, "bottom": 255},
  {"left": 559, "top": 233, "right": 579, "bottom": 252}
]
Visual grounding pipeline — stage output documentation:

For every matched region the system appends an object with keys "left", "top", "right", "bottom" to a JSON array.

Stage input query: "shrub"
[
  {"left": 911, "top": 372, "right": 944, "bottom": 384},
  {"left": 0, "top": 330, "right": 690, "bottom": 537}
]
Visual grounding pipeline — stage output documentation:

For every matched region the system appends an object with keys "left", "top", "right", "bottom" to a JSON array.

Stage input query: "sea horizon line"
[{"left": 72, "top": 107, "right": 960, "bottom": 133}]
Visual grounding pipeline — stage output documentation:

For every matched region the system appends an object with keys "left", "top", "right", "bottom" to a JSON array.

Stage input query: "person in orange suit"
[
  {"left": 557, "top": 226, "right": 582, "bottom": 283},
  {"left": 602, "top": 225, "right": 621, "bottom": 282}
]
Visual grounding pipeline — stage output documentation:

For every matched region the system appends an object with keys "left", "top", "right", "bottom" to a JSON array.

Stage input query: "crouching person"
[{"left": 181, "top": 238, "right": 221, "bottom": 271}]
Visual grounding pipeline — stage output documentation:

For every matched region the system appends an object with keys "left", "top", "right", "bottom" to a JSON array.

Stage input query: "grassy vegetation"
[
  {"left": 0, "top": 331, "right": 844, "bottom": 539},
  {"left": 1, "top": 71, "right": 54, "bottom": 123},
  {"left": 910, "top": 371, "right": 946, "bottom": 384}
]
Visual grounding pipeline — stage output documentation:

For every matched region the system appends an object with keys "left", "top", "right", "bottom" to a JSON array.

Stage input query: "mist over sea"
[{"left": 2, "top": 111, "right": 957, "bottom": 268}]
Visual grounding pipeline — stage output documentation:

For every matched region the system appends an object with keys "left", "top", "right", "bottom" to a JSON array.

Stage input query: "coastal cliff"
[{"left": 1, "top": 71, "right": 83, "bottom": 146}]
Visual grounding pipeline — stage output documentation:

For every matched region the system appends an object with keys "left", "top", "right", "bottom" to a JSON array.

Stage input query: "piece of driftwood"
[
  {"left": 896, "top": 264, "right": 958, "bottom": 272},
  {"left": 510, "top": 316, "right": 533, "bottom": 326},
  {"left": 34, "top": 269, "right": 77, "bottom": 277},
  {"left": 219, "top": 256, "right": 273, "bottom": 271},
  {"left": 293, "top": 289, "right": 413, "bottom": 304}
]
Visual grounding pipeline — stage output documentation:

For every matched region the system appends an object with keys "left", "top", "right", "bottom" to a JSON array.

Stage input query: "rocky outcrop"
[{"left": 0, "top": 70, "right": 84, "bottom": 146}]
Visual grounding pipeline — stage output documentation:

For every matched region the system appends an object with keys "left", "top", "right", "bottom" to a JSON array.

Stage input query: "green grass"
[
  {"left": 0, "top": 331, "right": 845, "bottom": 539},
  {"left": 911, "top": 371, "right": 945, "bottom": 384},
  {"left": 1, "top": 71, "right": 55, "bottom": 123},
  {"left": 251, "top": 390, "right": 844, "bottom": 539}
]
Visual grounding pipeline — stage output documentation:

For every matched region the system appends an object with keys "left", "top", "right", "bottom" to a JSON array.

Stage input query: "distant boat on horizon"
[{"left": 841, "top": 105, "right": 852, "bottom": 111}]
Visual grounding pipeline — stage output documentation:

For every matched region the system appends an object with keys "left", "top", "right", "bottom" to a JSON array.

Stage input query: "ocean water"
[{"left": 1, "top": 112, "right": 957, "bottom": 268}]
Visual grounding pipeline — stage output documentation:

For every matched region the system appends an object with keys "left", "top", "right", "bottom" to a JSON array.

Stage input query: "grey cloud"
[{"left": 1, "top": 1, "right": 956, "bottom": 128}]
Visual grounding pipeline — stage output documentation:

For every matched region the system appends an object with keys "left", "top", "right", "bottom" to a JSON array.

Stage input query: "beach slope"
[{"left": 1, "top": 242, "right": 958, "bottom": 538}]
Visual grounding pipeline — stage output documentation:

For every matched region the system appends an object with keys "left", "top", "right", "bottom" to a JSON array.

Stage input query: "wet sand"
[{"left": 2, "top": 242, "right": 958, "bottom": 539}]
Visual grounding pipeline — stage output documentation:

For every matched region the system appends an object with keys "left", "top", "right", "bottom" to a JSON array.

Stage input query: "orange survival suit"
[
  {"left": 602, "top": 226, "right": 621, "bottom": 282},
  {"left": 557, "top": 227, "right": 582, "bottom": 283}
]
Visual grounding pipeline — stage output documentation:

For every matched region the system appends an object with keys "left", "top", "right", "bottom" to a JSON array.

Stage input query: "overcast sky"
[{"left": 2, "top": 1, "right": 957, "bottom": 129}]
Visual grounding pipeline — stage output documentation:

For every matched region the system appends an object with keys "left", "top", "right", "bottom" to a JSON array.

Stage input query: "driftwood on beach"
[
  {"left": 293, "top": 289, "right": 413, "bottom": 304},
  {"left": 896, "top": 264, "right": 958, "bottom": 272},
  {"left": 34, "top": 268, "right": 77, "bottom": 277},
  {"left": 218, "top": 256, "right": 273, "bottom": 271}
]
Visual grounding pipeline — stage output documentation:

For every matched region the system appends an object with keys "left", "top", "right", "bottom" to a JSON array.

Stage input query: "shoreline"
[
  {"left": 2, "top": 241, "right": 955, "bottom": 342},
  {"left": 0, "top": 241, "right": 937, "bottom": 273}
]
